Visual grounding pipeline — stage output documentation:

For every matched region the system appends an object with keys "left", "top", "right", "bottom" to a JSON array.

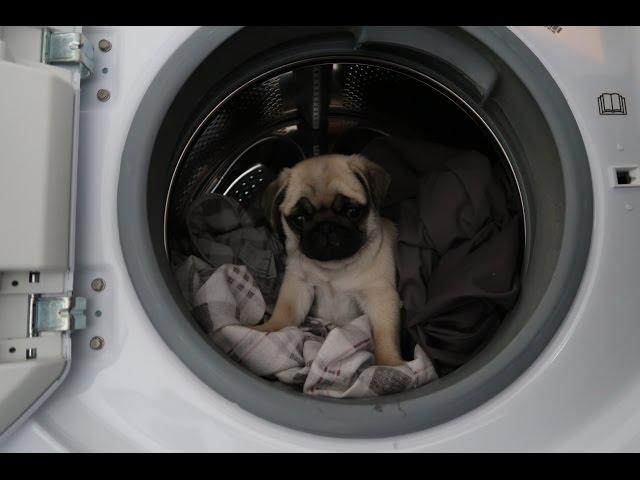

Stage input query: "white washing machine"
[{"left": 0, "top": 25, "right": 639, "bottom": 452}]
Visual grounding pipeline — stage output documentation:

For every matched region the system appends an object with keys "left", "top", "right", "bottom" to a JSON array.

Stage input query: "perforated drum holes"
[{"left": 612, "top": 167, "right": 640, "bottom": 187}]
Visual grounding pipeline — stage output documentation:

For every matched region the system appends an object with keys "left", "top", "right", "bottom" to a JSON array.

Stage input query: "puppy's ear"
[
  {"left": 348, "top": 154, "right": 391, "bottom": 209},
  {"left": 263, "top": 168, "right": 291, "bottom": 232}
]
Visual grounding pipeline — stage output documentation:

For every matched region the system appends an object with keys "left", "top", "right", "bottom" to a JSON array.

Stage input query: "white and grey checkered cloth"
[{"left": 175, "top": 256, "right": 438, "bottom": 398}]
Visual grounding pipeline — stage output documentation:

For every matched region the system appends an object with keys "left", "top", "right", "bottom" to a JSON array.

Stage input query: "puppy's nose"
[
  {"left": 312, "top": 222, "right": 342, "bottom": 249},
  {"left": 317, "top": 222, "right": 333, "bottom": 234},
  {"left": 328, "top": 231, "right": 341, "bottom": 247},
  {"left": 313, "top": 234, "right": 327, "bottom": 249}
]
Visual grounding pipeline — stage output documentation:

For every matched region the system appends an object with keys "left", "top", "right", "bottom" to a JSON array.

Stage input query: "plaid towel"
[{"left": 175, "top": 256, "right": 438, "bottom": 398}]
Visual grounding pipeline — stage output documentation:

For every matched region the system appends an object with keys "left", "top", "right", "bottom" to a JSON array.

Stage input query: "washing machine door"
[{"left": 0, "top": 26, "right": 91, "bottom": 439}]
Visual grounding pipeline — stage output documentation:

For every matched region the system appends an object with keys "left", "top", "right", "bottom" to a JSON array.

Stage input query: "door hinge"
[
  {"left": 41, "top": 30, "right": 95, "bottom": 80},
  {"left": 32, "top": 295, "right": 87, "bottom": 334}
]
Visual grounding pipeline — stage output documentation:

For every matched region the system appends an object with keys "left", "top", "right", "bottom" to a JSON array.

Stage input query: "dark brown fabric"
[{"left": 361, "top": 137, "right": 522, "bottom": 376}]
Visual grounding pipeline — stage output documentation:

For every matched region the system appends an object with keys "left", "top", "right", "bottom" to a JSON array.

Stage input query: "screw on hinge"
[
  {"left": 98, "top": 39, "right": 112, "bottom": 52},
  {"left": 90, "top": 336, "right": 105, "bottom": 350},
  {"left": 97, "top": 89, "right": 111, "bottom": 102},
  {"left": 91, "top": 278, "right": 106, "bottom": 292}
]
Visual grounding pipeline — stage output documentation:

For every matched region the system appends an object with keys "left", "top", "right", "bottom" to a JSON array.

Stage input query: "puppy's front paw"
[
  {"left": 374, "top": 351, "right": 405, "bottom": 367},
  {"left": 371, "top": 322, "right": 404, "bottom": 366},
  {"left": 250, "top": 322, "right": 279, "bottom": 332},
  {"left": 250, "top": 312, "right": 294, "bottom": 332}
]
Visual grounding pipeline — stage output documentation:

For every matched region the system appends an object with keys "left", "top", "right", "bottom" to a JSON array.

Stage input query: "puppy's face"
[{"left": 264, "top": 154, "right": 390, "bottom": 263}]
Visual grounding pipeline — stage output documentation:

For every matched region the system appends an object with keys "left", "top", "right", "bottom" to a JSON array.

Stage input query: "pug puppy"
[{"left": 255, "top": 154, "right": 403, "bottom": 366}]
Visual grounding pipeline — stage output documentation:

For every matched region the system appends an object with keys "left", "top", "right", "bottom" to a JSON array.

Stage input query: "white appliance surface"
[{"left": 2, "top": 26, "right": 640, "bottom": 452}]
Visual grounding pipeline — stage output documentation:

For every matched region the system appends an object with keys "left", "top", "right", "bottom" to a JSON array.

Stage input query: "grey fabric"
[
  {"left": 174, "top": 258, "right": 438, "bottom": 398},
  {"left": 362, "top": 136, "right": 522, "bottom": 375},
  {"left": 185, "top": 193, "right": 285, "bottom": 310}
]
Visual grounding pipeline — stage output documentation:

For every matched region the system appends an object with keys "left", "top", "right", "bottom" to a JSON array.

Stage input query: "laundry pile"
[
  {"left": 172, "top": 136, "right": 522, "bottom": 397},
  {"left": 174, "top": 194, "right": 438, "bottom": 398}
]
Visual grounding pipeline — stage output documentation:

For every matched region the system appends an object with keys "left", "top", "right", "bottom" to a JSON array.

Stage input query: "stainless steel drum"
[{"left": 164, "top": 60, "right": 520, "bottom": 258}]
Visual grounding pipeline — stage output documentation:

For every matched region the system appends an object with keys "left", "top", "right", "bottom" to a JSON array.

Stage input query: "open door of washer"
[{"left": 0, "top": 26, "right": 89, "bottom": 439}]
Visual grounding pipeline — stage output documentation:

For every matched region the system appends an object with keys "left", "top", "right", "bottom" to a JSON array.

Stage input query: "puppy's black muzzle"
[{"left": 300, "top": 219, "right": 365, "bottom": 262}]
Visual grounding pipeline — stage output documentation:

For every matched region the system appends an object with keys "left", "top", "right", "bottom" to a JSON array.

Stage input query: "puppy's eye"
[
  {"left": 346, "top": 205, "right": 363, "bottom": 220},
  {"left": 288, "top": 213, "right": 307, "bottom": 230}
]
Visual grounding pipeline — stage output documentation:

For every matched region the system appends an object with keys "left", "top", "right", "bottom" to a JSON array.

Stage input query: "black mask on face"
[{"left": 286, "top": 194, "right": 369, "bottom": 262}]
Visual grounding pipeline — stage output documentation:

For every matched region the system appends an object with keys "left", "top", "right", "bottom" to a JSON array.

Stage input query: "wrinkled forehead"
[{"left": 281, "top": 157, "right": 367, "bottom": 214}]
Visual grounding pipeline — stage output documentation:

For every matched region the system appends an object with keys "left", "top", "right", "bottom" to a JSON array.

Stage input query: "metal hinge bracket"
[
  {"left": 41, "top": 30, "right": 95, "bottom": 80},
  {"left": 32, "top": 296, "right": 87, "bottom": 334}
]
